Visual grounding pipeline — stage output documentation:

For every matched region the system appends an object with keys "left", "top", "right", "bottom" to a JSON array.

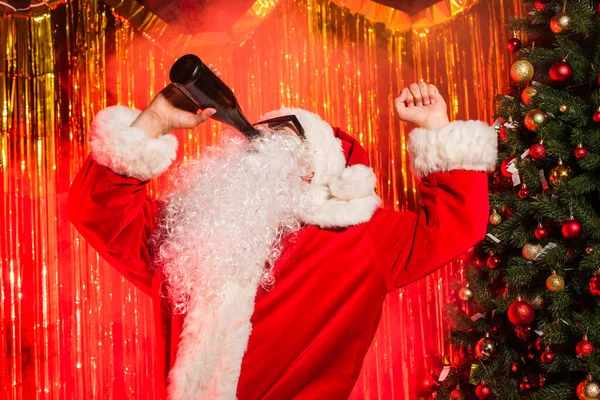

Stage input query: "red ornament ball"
[
  {"left": 577, "top": 381, "right": 585, "bottom": 398},
  {"left": 541, "top": 350, "right": 554, "bottom": 364},
  {"left": 450, "top": 388, "right": 464, "bottom": 400},
  {"left": 593, "top": 109, "right": 600, "bottom": 123},
  {"left": 518, "top": 185, "right": 531, "bottom": 199},
  {"left": 487, "top": 254, "right": 501, "bottom": 269},
  {"left": 501, "top": 156, "right": 516, "bottom": 178},
  {"left": 535, "top": 225, "right": 548, "bottom": 240},
  {"left": 530, "top": 142, "right": 547, "bottom": 160},
  {"left": 576, "top": 337, "right": 595, "bottom": 358},
  {"left": 508, "top": 300, "right": 534, "bottom": 325},
  {"left": 515, "top": 325, "right": 532, "bottom": 340},
  {"left": 566, "top": 248, "right": 578, "bottom": 260},
  {"left": 519, "top": 380, "right": 532, "bottom": 392},
  {"left": 575, "top": 144, "right": 587, "bottom": 159},
  {"left": 507, "top": 37, "right": 522, "bottom": 52},
  {"left": 562, "top": 218, "right": 582, "bottom": 240},
  {"left": 586, "top": 247, "right": 596, "bottom": 254},
  {"left": 590, "top": 275, "right": 600, "bottom": 296},
  {"left": 534, "top": 0, "right": 549, "bottom": 11},
  {"left": 549, "top": 60, "right": 573, "bottom": 84},
  {"left": 499, "top": 126, "right": 508, "bottom": 141},
  {"left": 539, "top": 374, "right": 546, "bottom": 388},
  {"left": 475, "top": 383, "right": 492, "bottom": 399},
  {"left": 511, "top": 362, "right": 520, "bottom": 373}
]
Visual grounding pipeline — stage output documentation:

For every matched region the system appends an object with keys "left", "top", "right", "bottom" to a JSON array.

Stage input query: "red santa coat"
[{"left": 68, "top": 105, "right": 497, "bottom": 399}]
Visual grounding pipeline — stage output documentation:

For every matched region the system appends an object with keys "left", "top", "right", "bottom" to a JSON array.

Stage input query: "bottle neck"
[{"left": 215, "top": 107, "right": 259, "bottom": 139}]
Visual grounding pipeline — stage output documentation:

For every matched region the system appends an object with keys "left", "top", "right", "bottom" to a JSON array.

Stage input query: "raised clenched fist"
[{"left": 394, "top": 82, "right": 449, "bottom": 130}]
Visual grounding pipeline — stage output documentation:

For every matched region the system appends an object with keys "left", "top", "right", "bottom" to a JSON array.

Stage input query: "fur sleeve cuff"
[
  {"left": 407, "top": 120, "right": 497, "bottom": 178},
  {"left": 89, "top": 105, "right": 178, "bottom": 181}
]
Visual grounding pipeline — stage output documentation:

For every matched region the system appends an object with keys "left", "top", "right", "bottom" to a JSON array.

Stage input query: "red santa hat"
[{"left": 259, "top": 108, "right": 381, "bottom": 228}]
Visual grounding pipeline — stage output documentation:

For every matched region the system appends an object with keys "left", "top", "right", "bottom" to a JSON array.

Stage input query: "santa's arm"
[
  {"left": 370, "top": 120, "right": 497, "bottom": 291},
  {"left": 68, "top": 106, "right": 179, "bottom": 296}
]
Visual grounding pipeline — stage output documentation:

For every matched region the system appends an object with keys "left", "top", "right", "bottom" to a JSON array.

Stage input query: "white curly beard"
[{"left": 156, "top": 130, "right": 310, "bottom": 315}]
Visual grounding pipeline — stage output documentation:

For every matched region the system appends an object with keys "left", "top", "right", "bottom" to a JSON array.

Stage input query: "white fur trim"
[
  {"left": 262, "top": 108, "right": 380, "bottom": 228},
  {"left": 329, "top": 164, "right": 377, "bottom": 200},
  {"left": 167, "top": 278, "right": 259, "bottom": 400},
  {"left": 300, "top": 184, "right": 381, "bottom": 228},
  {"left": 90, "top": 105, "right": 178, "bottom": 181},
  {"left": 408, "top": 120, "right": 498, "bottom": 178}
]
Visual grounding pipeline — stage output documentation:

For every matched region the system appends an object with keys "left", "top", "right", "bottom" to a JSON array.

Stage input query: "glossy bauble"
[
  {"left": 510, "top": 60, "right": 534, "bottom": 83},
  {"left": 521, "top": 85, "right": 537, "bottom": 106},
  {"left": 549, "top": 160, "right": 572, "bottom": 185},
  {"left": 522, "top": 241, "right": 543, "bottom": 261},
  {"left": 508, "top": 298, "right": 534, "bottom": 325},
  {"left": 549, "top": 60, "right": 573, "bottom": 84},
  {"left": 534, "top": 224, "right": 548, "bottom": 239},
  {"left": 550, "top": 12, "right": 571, "bottom": 34},
  {"left": 530, "top": 142, "right": 547, "bottom": 159},
  {"left": 518, "top": 184, "right": 531, "bottom": 199},
  {"left": 541, "top": 347, "right": 554, "bottom": 364},
  {"left": 575, "top": 144, "right": 587, "bottom": 159},
  {"left": 489, "top": 209, "right": 502, "bottom": 225},
  {"left": 562, "top": 217, "right": 582, "bottom": 240},
  {"left": 525, "top": 109, "right": 549, "bottom": 132},
  {"left": 475, "top": 383, "right": 492, "bottom": 399},
  {"left": 458, "top": 286, "right": 474, "bottom": 302},
  {"left": 507, "top": 37, "right": 522, "bottom": 52},
  {"left": 546, "top": 271, "right": 565, "bottom": 292},
  {"left": 487, "top": 254, "right": 501, "bottom": 269},
  {"left": 475, "top": 333, "right": 497, "bottom": 361},
  {"left": 576, "top": 335, "right": 595, "bottom": 358}
]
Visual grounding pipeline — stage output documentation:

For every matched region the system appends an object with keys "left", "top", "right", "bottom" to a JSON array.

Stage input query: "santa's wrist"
[
  {"left": 131, "top": 108, "right": 170, "bottom": 139},
  {"left": 420, "top": 116, "right": 450, "bottom": 130}
]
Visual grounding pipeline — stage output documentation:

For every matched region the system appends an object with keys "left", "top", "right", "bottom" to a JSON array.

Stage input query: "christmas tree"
[{"left": 426, "top": 1, "right": 600, "bottom": 399}]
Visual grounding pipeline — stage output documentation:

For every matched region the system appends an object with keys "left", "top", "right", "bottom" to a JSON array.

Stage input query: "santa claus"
[{"left": 69, "top": 75, "right": 497, "bottom": 399}]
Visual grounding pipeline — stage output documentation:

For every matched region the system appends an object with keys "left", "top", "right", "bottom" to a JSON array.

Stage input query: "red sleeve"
[
  {"left": 67, "top": 105, "right": 179, "bottom": 296},
  {"left": 368, "top": 119, "right": 497, "bottom": 291},
  {"left": 68, "top": 155, "right": 159, "bottom": 296},
  {"left": 369, "top": 170, "right": 489, "bottom": 291}
]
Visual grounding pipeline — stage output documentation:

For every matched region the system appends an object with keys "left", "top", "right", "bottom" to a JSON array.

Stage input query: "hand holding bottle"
[{"left": 132, "top": 64, "right": 222, "bottom": 139}]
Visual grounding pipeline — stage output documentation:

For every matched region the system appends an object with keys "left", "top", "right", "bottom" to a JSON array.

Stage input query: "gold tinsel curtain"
[{"left": 0, "top": 0, "right": 522, "bottom": 398}]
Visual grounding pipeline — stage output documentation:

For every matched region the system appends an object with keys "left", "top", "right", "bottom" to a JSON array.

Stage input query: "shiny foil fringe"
[{"left": 0, "top": 0, "right": 521, "bottom": 398}]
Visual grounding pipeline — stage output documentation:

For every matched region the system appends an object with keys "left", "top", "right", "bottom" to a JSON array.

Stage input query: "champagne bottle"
[{"left": 169, "top": 54, "right": 259, "bottom": 138}]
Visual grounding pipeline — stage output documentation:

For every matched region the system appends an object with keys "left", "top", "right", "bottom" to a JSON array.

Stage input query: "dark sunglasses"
[{"left": 252, "top": 115, "right": 305, "bottom": 139}]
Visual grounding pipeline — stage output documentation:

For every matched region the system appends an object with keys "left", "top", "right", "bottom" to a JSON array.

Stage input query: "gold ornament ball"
[
  {"left": 524, "top": 109, "right": 549, "bottom": 132},
  {"left": 582, "top": 379, "right": 600, "bottom": 400},
  {"left": 458, "top": 286, "right": 474, "bottom": 301},
  {"left": 550, "top": 12, "right": 572, "bottom": 34},
  {"left": 559, "top": 104, "right": 569, "bottom": 113},
  {"left": 489, "top": 210, "right": 502, "bottom": 225},
  {"left": 531, "top": 295, "right": 544, "bottom": 310},
  {"left": 522, "top": 241, "right": 543, "bottom": 261},
  {"left": 510, "top": 60, "right": 534, "bottom": 83},
  {"left": 549, "top": 161, "right": 573, "bottom": 185},
  {"left": 546, "top": 272, "right": 565, "bottom": 292},
  {"left": 521, "top": 86, "right": 537, "bottom": 106}
]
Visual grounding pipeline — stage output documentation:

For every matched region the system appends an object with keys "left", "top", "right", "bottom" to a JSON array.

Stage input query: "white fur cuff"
[
  {"left": 90, "top": 105, "right": 178, "bottom": 181},
  {"left": 407, "top": 120, "right": 497, "bottom": 178}
]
